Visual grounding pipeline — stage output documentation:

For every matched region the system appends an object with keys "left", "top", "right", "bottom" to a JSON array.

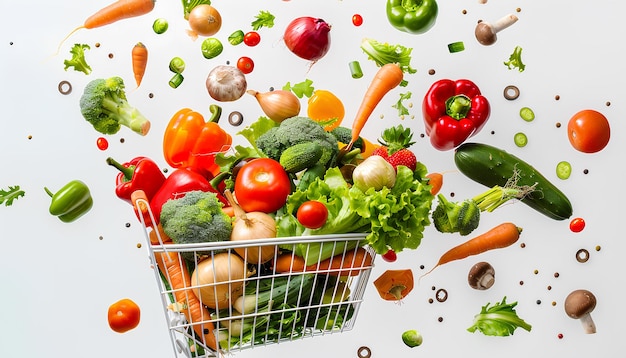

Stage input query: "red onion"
[{"left": 284, "top": 17, "right": 331, "bottom": 62}]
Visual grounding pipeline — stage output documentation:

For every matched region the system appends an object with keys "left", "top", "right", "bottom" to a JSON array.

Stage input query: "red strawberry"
[{"left": 376, "top": 125, "right": 418, "bottom": 171}]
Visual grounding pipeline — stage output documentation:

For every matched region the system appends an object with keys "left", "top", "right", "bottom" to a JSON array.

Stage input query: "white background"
[{"left": 0, "top": 0, "right": 623, "bottom": 357}]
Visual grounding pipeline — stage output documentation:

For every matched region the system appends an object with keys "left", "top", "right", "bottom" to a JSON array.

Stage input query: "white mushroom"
[
  {"left": 475, "top": 14, "right": 519, "bottom": 46},
  {"left": 564, "top": 289, "right": 597, "bottom": 334}
]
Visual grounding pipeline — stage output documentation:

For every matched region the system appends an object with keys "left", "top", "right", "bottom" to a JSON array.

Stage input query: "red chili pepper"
[
  {"left": 163, "top": 105, "right": 233, "bottom": 180},
  {"left": 106, "top": 156, "right": 166, "bottom": 204},
  {"left": 149, "top": 168, "right": 228, "bottom": 224},
  {"left": 422, "top": 79, "right": 490, "bottom": 151}
]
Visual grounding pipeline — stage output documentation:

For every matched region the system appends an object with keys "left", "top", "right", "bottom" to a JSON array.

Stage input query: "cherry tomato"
[
  {"left": 567, "top": 109, "right": 610, "bottom": 153},
  {"left": 107, "top": 298, "right": 141, "bottom": 333},
  {"left": 307, "top": 89, "right": 345, "bottom": 131},
  {"left": 96, "top": 137, "right": 109, "bottom": 150},
  {"left": 234, "top": 158, "right": 291, "bottom": 213},
  {"left": 243, "top": 31, "right": 261, "bottom": 46},
  {"left": 297, "top": 200, "right": 329, "bottom": 229},
  {"left": 352, "top": 14, "right": 363, "bottom": 26},
  {"left": 237, "top": 56, "right": 254, "bottom": 74},
  {"left": 569, "top": 217, "right": 586, "bottom": 233},
  {"left": 381, "top": 249, "right": 397, "bottom": 262}
]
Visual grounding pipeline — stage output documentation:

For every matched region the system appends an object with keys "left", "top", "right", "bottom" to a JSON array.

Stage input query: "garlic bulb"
[
  {"left": 352, "top": 155, "right": 396, "bottom": 192},
  {"left": 206, "top": 65, "right": 247, "bottom": 102}
]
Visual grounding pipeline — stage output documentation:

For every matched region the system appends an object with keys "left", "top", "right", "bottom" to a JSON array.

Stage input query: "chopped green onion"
[
  {"left": 152, "top": 18, "right": 169, "bottom": 34},
  {"left": 169, "top": 72, "right": 184, "bottom": 88},
  {"left": 519, "top": 107, "right": 535, "bottom": 122},
  {"left": 556, "top": 161, "right": 572, "bottom": 179},
  {"left": 447, "top": 41, "right": 465, "bottom": 53},
  {"left": 349, "top": 60, "right": 363, "bottom": 79},
  {"left": 514, "top": 132, "right": 528, "bottom": 147}
]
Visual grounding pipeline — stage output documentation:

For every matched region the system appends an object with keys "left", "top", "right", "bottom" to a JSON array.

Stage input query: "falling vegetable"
[
  {"left": 344, "top": 63, "right": 403, "bottom": 152},
  {"left": 421, "top": 223, "right": 522, "bottom": 278},
  {"left": 57, "top": 0, "right": 156, "bottom": 54},
  {"left": 283, "top": 16, "right": 332, "bottom": 63},
  {"left": 467, "top": 296, "right": 532, "bottom": 336},
  {"left": 107, "top": 298, "right": 141, "bottom": 333},
  {"left": 564, "top": 289, "right": 597, "bottom": 334},
  {"left": 63, "top": 44, "right": 92, "bottom": 75},
  {"left": 247, "top": 89, "right": 301, "bottom": 123},
  {"left": 504, "top": 46, "right": 525, "bottom": 72},
  {"left": 0, "top": 185, "right": 25, "bottom": 206},
  {"left": 206, "top": 65, "right": 248, "bottom": 102},
  {"left": 385, "top": 0, "right": 438, "bottom": 34},
  {"left": 44, "top": 180, "right": 93, "bottom": 223},
  {"left": 131, "top": 42, "right": 148, "bottom": 88},
  {"left": 359, "top": 38, "right": 416, "bottom": 86},
  {"left": 373, "top": 269, "right": 414, "bottom": 301},
  {"left": 401, "top": 329, "right": 423, "bottom": 347},
  {"left": 474, "top": 14, "right": 518, "bottom": 46},
  {"left": 187, "top": 4, "right": 222, "bottom": 40}
]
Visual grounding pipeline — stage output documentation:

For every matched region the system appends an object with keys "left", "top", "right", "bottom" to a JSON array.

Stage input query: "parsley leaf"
[
  {"left": 1, "top": 185, "right": 25, "bottom": 206},
  {"left": 283, "top": 79, "right": 314, "bottom": 98},
  {"left": 251, "top": 10, "right": 275, "bottom": 30},
  {"left": 393, "top": 92, "right": 412, "bottom": 116}
]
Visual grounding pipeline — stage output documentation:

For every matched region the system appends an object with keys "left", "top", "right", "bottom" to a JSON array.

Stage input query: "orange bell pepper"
[{"left": 163, "top": 105, "right": 232, "bottom": 179}]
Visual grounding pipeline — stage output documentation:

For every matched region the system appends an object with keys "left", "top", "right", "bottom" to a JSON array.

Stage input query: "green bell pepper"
[
  {"left": 386, "top": 0, "right": 438, "bottom": 35},
  {"left": 44, "top": 180, "right": 93, "bottom": 223}
]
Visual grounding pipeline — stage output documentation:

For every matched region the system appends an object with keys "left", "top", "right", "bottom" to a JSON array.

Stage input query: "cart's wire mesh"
[{"left": 135, "top": 197, "right": 376, "bottom": 358}]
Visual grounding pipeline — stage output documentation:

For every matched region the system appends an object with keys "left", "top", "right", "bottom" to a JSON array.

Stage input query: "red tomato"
[
  {"left": 107, "top": 298, "right": 140, "bottom": 333},
  {"left": 297, "top": 201, "right": 328, "bottom": 229},
  {"left": 381, "top": 249, "right": 397, "bottom": 262},
  {"left": 234, "top": 158, "right": 291, "bottom": 213},
  {"left": 243, "top": 31, "right": 261, "bottom": 46},
  {"left": 352, "top": 14, "right": 363, "bottom": 26},
  {"left": 237, "top": 56, "right": 254, "bottom": 74},
  {"left": 96, "top": 137, "right": 109, "bottom": 150},
  {"left": 567, "top": 109, "right": 610, "bottom": 153},
  {"left": 569, "top": 217, "right": 586, "bottom": 233}
]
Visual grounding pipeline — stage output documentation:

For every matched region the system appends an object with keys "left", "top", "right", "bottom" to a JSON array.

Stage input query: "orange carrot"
[
  {"left": 347, "top": 63, "right": 403, "bottom": 150},
  {"left": 426, "top": 172, "right": 443, "bottom": 195},
  {"left": 131, "top": 42, "right": 148, "bottom": 88},
  {"left": 309, "top": 246, "right": 373, "bottom": 276},
  {"left": 57, "top": 0, "right": 155, "bottom": 54},
  {"left": 421, "top": 222, "right": 522, "bottom": 278},
  {"left": 272, "top": 252, "right": 307, "bottom": 273},
  {"left": 132, "top": 190, "right": 219, "bottom": 352}
]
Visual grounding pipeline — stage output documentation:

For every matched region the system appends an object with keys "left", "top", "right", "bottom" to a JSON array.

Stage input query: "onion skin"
[
  {"left": 206, "top": 65, "right": 247, "bottom": 102},
  {"left": 284, "top": 17, "right": 331, "bottom": 61},
  {"left": 247, "top": 89, "right": 301, "bottom": 123},
  {"left": 191, "top": 253, "right": 247, "bottom": 309}
]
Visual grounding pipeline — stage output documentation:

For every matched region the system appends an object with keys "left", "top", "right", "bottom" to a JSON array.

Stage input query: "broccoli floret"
[
  {"left": 255, "top": 116, "right": 339, "bottom": 167},
  {"left": 160, "top": 190, "right": 232, "bottom": 260},
  {"left": 504, "top": 46, "right": 525, "bottom": 72},
  {"left": 79, "top": 76, "right": 151, "bottom": 136},
  {"left": 432, "top": 194, "right": 480, "bottom": 236},
  {"left": 64, "top": 43, "right": 92, "bottom": 75}
]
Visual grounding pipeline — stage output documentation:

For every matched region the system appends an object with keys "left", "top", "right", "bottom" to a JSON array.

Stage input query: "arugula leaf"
[
  {"left": 1, "top": 185, "right": 25, "bottom": 206},
  {"left": 467, "top": 296, "right": 532, "bottom": 336},
  {"left": 251, "top": 10, "right": 276, "bottom": 30},
  {"left": 393, "top": 92, "right": 412, "bottom": 116},
  {"left": 283, "top": 79, "right": 314, "bottom": 98}
]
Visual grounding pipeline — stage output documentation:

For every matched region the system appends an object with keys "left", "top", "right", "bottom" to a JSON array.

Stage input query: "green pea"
[
  {"left": 556, "top": 161, "right": 572, "bottom": 180},
  {"left": 514, "top": 132, "right": 528, "bottom": 147},
  {"left": 152, "top": 18, "right": 169, "bottom": 34}
]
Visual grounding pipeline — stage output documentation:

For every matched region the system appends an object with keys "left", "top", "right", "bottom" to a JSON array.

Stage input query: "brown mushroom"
[
  {"left": 564, "top": 289, "right": 597, "bottom": 334},
  {"left": 475, "top": 14, "right": 519, "bottom": 45},
  {"left": 467, "top": 262, "right": 495, "bottom": 290}
]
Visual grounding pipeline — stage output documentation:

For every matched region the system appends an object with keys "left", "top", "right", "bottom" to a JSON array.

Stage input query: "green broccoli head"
[
  {"left": 160, "top": 190, "right": 233, "bottom": 250},
  {"left": 64, "top": 43, "right": 92, "bottom": 75},
  {"left": 79, "top": 77, "right": 151, "bottom": 136},
  {"left": 431, "top": 194, "right": 480, "bottom": 236},
  {"left": 256, "top": 116, "right": 339, "bottom": 166}
]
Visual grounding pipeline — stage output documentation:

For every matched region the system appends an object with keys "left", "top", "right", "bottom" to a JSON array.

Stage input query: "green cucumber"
[
  {"left": 280, "top": 142, "right": 323, "bottom": 173},
  {"left": 454, "top": 142, "right": 572, "bottom": 220}
]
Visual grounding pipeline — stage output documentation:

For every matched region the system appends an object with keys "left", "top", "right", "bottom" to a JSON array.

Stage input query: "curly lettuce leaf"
[
  {"left": 467, "top": 296, "right": 532, "bottom": 336},
  {"left": 276, "top": 164, "right": 433, "bottom": 260},
  {"left": 360, "top": 38, "right": 417, "bottom": 86}
]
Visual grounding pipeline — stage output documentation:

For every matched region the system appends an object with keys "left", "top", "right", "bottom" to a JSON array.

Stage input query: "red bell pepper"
[
  {"left": 163, "top": 105, "right": 233, "bottom": 180},
  {"left": 106, "top": 156, "right": 166, "bottom": 204},
  {"left": 149, "top": 168, "right": 228, "bottom": 224},
  {"left": 422, "top": 79, "right": 490, "bottom": 151}
]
